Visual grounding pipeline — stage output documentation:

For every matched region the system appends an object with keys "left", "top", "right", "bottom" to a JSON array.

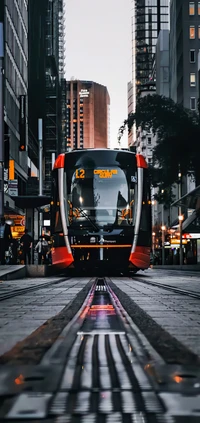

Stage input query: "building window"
[
  {"left": 189, "top": 2, "right": 195, "bottom": 15},
  {"left": 198, "top": 26, "right": 200, "bottom": 38},
  {"left": 198, "top": 2, "right": 200, "bottom": 14},
  {"left": 190, "top": 73, "right": 196, "bottom": 86},
  {"left": 190, "top": 26, "right": 195, "bottom": 38},
  {"left": 190, "top": 49, "right": 196, "bottom": 62},
  {"left": 190, "top": 97, "right": 196, "bottom": 110},
  {"left": 147, "top": 137, "right": 151, "bottom": 145}
]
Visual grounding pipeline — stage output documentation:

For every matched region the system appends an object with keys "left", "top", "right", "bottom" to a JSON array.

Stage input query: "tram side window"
[
  {"left": 51, "top": 173, "right": 62, "bottom": 233},
  {"left": 140, "top": 171, "right": 151, "bottom": 233}
]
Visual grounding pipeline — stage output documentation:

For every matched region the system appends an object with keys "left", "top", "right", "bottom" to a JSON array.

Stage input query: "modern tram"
[{"left": 51, "top": 148, "right": 151, "bottom": 274}]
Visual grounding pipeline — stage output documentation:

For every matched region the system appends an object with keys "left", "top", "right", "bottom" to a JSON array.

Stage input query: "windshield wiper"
[{"left": 74, "top": 207, "right": 99, "bottom": 232}]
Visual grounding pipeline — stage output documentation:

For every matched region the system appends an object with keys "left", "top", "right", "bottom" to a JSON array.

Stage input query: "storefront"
[
  {"left": 171, "top": 185, "right": 200, "bottom": 265},
  {"left": 5, "top": 214, "right": 25, "bottom": 239}
]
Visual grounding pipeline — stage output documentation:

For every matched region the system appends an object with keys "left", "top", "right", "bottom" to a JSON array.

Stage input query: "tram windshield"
[{"left": 66, "top": 166, "right": 137, "bottom": 229}]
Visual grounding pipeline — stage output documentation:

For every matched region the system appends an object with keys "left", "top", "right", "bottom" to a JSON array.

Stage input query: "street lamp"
[
  {"left": 152, "top": 232, "right": 156, "bottom": 255},
  {"left": 178, "top": 214, "right": 184, "bottom": 265},
  {"left": 178, "top": 167, "right": 183, "bottom": 266},
  {"left": 161, "top": 225, "right": 166, "bottom": 265}
]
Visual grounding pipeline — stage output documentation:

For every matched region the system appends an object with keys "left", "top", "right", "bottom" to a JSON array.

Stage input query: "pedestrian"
[
  {"left": 35, "top": 236, "right": 43, "bottom": 264},
  {"left": 20, "top": 228, "right": 33, "bottom": 265},
  {"left": 35, "top": 236, "right": 49, "bottom": 264},
  {"left": 0, "top": 217, "right": 13, "bottom": 265}
]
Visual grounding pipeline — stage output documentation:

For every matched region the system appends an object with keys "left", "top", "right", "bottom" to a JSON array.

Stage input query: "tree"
[{"left": 119, "top": 94, "right": 200, "bottom": 188}]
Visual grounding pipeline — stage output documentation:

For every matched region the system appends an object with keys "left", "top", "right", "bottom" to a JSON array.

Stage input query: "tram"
[{"left": 51, "top": 148, "right": 151, "bottom": 274}]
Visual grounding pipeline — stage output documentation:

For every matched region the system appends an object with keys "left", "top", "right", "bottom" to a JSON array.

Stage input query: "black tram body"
[{"left": 51, "top": 149, "right": 151, "bottom": 274}]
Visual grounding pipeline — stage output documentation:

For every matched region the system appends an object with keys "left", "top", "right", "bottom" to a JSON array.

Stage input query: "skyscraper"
[
  {"left": 28, "top": 0, "right": 65, "bottom": 195},
  {"left": 131, "top": 0, "right": 169, "bottom": 105},
  {"left": 170, "top": 0, "right": 200, "bottom": 111},
  {"left": 0, "top": 0, "right": 28, "bottom": 209},
  {"left": 66, "top": 80, "right": 110, "bottom": 150}
]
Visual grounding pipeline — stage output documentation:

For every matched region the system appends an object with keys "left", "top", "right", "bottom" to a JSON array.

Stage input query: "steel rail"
[
  {"left": 133, "top": 277, "right": 200, "bottom": 300},
  {"left": 0, "top": 277, "right": 72, "bottom": 302}
]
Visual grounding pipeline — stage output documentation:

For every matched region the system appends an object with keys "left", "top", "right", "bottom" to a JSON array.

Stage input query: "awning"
[
  {"left": 11, "top": 196, "right": 51, "bottom": 209},
  {"left": 182, "top": 210, "right": 199, "bottom": 232},
  {"left": 171, "top": 185, "right": 200, "bottom": 209}
]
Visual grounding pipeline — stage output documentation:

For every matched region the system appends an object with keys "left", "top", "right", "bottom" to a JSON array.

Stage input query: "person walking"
[
  {"left": 0, "top": 217, "right": 13, "bottom": 265},
  {"left": 35, "top": 236, "right": 43, "bottom": 264},
  {"left": 20, "top": 228, "right": 33, "bottom": 265},
  {"left": 35, "top": 236, "right": 49, "bottom": 264}
]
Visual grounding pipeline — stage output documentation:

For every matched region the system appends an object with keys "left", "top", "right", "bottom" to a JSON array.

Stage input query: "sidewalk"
[
  {"left": 0, "top": 265, "right": 26, "bottom": 281},
  {"left": 0, "top": 264, "right": 60, "bottom": 281},
  {"left": 152, "top": 264, "right": 200, "bottom": 271}
]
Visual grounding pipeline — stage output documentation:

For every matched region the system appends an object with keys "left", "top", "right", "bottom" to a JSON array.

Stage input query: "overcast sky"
[{"left": 65, "top": 0, "right": 131, "bottom": 148}]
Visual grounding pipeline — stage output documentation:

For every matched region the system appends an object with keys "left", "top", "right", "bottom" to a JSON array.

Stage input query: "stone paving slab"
[
  {"left": 111, "top": 268, "right": 200, "bottom": 360},
  {"left": 0, "top": 277, "right": 91, "bottom": 357}
]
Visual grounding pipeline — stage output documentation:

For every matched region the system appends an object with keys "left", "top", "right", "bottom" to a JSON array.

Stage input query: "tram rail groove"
[
  {"left": 0, "top": 276, "right": 72, "bottom": 302},
  {"left": 132, "top": 277, "right": 200, "bottom": 300},
  {"left": 41, "top": 276, "right": 162, "bottom": 387},
  {"left": 105, "top": 278, "right": 165, "bottom": 367},
  {"left": 1, "top": 277, "right": 200, "bottom": 420}
]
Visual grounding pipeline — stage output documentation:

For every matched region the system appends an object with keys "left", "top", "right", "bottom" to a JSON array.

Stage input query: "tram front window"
[{"left": 67, "top": 167, "right": 136, "bottom": 228}]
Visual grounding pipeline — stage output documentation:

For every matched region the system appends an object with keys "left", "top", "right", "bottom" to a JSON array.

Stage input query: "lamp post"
[
  {"left": 152, "top": 232, "right": 156, "bottom": 256},
  {"left": 178, "top": 168, "right": 183, "bottom": 266},
  {"left": 161, "top": 225, "right": 166, "bottom": 265},
  {"left": 178, "top": 214, "right": 184, "bottom": 265},
  {"left": 161, "top": 190, "right": 165, "bottom": 265}
]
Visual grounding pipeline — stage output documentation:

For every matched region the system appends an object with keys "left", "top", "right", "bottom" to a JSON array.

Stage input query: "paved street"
[
  {"left": 112, "top": 268, "right": 200, "bottom": 358},
  {"left": 0, "top": 277, "right": 91, "bottom": 356},
  {"left": 0, "top": 269, "right": 200, "bottom": 362}
]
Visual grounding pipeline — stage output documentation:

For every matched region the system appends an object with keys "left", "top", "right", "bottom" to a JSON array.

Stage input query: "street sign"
[{"left": 8, "top": 179, "right": 18, "bottom": 196}]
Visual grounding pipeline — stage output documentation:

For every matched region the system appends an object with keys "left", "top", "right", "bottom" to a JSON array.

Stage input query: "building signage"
[
  {"left": 8, "top": 179, "right": 18, "bottom": 196},
  {"left": 171, "top": 238, "right": 188, "bottom": 245},
  {"left": 183, "top": 233, "right": 200, "bottom": 239},
  {"left": 79, "top": 89, "right": 89, "bottom": 98},
  {"left": 4, "top": 168, "right": 8, "bottom": 193}
]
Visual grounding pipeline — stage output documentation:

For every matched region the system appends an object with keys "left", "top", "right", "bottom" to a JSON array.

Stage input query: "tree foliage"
[{"left": 119, "top": 94, "right": 200, "bottom": 190}]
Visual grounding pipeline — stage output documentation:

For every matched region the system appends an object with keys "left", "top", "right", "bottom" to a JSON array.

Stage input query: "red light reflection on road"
[
  {"left": 89, "top": 304, "right": 116, "bottom": 317},
  {"left": 80, "top": 306, "right": 90, "bottom": 320},
  {"left": 173, "top": 375, "right": 183, "bottom": 384},
  {"left": 15, "top": 374, "right": 24, "bottom": 385},
  {"left": 90, "top": 305, "right": 114, "bottom": 311}
]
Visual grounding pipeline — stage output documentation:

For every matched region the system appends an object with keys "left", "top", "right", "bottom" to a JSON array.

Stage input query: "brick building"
[{"left": 66, "top": 80, "right": 110, "bottom": 150}]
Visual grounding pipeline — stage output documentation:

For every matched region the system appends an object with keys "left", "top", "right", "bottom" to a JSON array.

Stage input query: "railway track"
[
  {"left": 133, "top": 277, "right": 200, "bottom": 300},
  {"left": 1, "top": 276, "right": 200, "bottom": 422},
  {"left": 0, "top": 277, "right": 72, "bottom": 301}
]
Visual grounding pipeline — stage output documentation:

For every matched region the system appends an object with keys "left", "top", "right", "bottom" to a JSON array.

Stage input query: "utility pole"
[
  {"left": 161, "top": 204, "right": 165, "bottom": 265},
  {"left": 178, "top": 168, "right": 183, "bottom": 265},
  {"left": 0, "top": 23, "right": 4, "bottom": 219},
  {"left": 161, "top": 189, "right": 165, "bottom": 265},
  {"left": 38, "top": 119, "right": 43, "bottom": 236}
]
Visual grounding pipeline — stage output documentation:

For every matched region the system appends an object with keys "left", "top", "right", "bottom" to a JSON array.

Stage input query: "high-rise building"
[
  {"left": 131, "top": 0, "right": 169, "bottom": 109},
  {"left": 170, "top": 0, "right": 200, "bottom": 111},
  {"left": 28, "top": 0, "right": 65, "bottom": 195},
  {"left": 66, "top": 80, "right": 110, "bottom": 150},
  {"left": 0, "top": 0, "right": 28, "bottom": 212},
  {"left": 156, "top": 29, "right": 170, "bottom": 97}
]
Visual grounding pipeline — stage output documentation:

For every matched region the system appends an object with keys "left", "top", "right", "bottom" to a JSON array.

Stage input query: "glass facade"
[
  {"left": 133, "top": 0, "right": 169, "bottom": 93},
  {"left": 3, "top": 0, "right": 28, "bottom": 194}
]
